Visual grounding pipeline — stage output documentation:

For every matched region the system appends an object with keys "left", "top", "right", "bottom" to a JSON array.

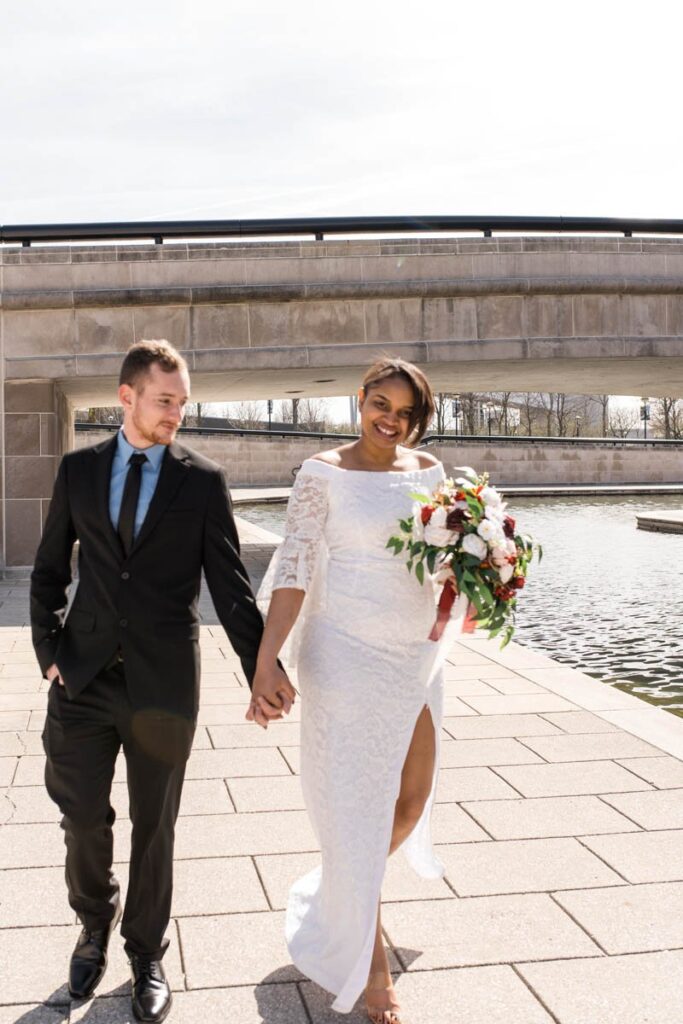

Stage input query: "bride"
[{"left": 248, "top": 358, "right": 467, "bottom": 1022}]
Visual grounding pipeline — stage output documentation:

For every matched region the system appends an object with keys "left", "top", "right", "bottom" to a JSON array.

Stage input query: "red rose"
[
  {"left": 503, "top": 515, "right": 516, "bottom": 539},
  {"left": 421, "top": 505, "right": 434, "bottom": 525},
  {"left": 513, "top": 576, "right": 525, "bottom": 589}
]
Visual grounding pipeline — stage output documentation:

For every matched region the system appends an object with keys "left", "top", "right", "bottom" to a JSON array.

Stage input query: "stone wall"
[{"left": 75, "top": 431, "right": 683, "bottom": 487}]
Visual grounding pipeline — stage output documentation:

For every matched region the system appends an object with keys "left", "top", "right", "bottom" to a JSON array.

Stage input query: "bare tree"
[
  {"left": 490, "top": 393, "right": 513, "bottom": 434},
  {"left": 432, "top": 393, "right": 452, "bottom": 434},
  {"left": 536, "top": 393, "right": 556, "bottom": 436},
  {"left": 554, "top": 394, "right": 571, "bottom": 437},
  {"left": 230, "top": 401, "right": 266, "bottom": 429},
  {"left": 652, "top": 397, "right": 683, "bottom": 439},
  {"left": 608, "top": 406, "right": 640, "bottom": 438},
  {"left": 595, "top": 395, "right": 610, "bottom": 437},
  {"left": 459, "top": 393, "right": 482, "bottom": 435}
]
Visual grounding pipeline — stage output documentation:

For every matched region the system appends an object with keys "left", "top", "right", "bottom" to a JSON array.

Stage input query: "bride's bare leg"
[{"left": 366, "top": 706, "right": 436, "bottom": 1020}]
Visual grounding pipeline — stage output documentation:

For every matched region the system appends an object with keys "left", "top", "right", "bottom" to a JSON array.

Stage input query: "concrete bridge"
[{"left": 1, "top": 233, "right": 683, "bottom": 566}]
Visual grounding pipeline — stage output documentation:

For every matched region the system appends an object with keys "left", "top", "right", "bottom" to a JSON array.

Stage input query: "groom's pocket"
[{"left": 154, "top": 621, "right": 200, "bottom": 640}]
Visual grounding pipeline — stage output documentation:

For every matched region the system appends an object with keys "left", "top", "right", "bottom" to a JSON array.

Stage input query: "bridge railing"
[
  {"left": 74, "top": 423, "right": 683, "bottom": 448},
  {"left": 5, "top": 215, "right": 683, "bottom": 247}
]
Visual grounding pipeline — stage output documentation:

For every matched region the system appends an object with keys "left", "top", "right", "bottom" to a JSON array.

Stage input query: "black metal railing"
[
  {"left": 74, "top": 423, "right": 683, "bottom": 447},
  {"left": 5, "top": 215, "right": 683, "bottom": 247}
]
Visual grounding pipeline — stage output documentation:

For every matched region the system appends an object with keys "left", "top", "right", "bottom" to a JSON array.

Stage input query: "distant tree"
[
  {"left": 230, "top": 401, "right": 266, "bottom": 429},
  {"left": 652, "top": 397, "right": 683, "bottom": 439},
  {"left": 608, "top": 407, "right": 640, "bottom": 438}
]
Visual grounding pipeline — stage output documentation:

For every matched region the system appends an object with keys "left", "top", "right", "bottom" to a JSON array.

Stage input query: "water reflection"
[{"left": 237, "top": 495, "right": 683, "bottom": 714}]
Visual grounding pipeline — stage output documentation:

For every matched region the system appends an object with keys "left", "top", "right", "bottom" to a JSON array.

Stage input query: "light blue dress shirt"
[{"left": 109, "top": 430, "right": 166, "bottom": 539}]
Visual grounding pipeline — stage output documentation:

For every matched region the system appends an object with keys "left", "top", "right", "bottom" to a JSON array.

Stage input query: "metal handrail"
[
  {"left": 73, "top": 423, "right": 683, "bottom": 447},
  {"left": 5, "top": 215, "right": 683, "bottom": 247}
]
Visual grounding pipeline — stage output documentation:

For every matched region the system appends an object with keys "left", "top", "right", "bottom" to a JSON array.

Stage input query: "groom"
[{"left": 31, "top": 340, "right": 294, "bottom": 1021}]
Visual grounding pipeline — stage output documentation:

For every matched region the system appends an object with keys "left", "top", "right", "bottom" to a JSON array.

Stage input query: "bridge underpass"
[{"left": 2, "top": 231, "right": 683, "bottom": 566}]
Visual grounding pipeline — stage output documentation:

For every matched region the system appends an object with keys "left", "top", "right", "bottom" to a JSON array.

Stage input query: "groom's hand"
[
  {"left": 247, "top": 663, "right": 296, "bottom": 730},
  {"left": 47, "top": 663, "right": 64, "bottom": 687}
]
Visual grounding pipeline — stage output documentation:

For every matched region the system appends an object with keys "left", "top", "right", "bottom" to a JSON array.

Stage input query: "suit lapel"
[
  {"left": 92, "top": 435, "right": 125, "bottom": 560},
  {"left": 131, "top": 442, "right": 190, "bottom": 554}
]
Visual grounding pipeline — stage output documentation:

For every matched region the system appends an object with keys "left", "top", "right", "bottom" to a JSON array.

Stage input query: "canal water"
[{"left": 237, "top": 494, "right": 683, "bottom": 714}]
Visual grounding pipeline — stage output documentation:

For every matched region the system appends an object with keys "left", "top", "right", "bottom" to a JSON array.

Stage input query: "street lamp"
[
  {"left": 640, "top": 398, "right": 650, "bottom": 439},
  {"left": 451, "top": 395, "right": 461, "bottom": 436},
  {"left": 486, "top": 403, "right": 493, "bottom": 437},
  {"left": 267, "top": 399, "right": 273, "bottom": 430},
  {"left": 575, "top": 415, "right": 582, "bottom": 437}
]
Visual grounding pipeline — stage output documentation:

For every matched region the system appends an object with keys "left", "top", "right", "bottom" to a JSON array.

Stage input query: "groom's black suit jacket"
[{"left": 30, "top": 435, "right": 264, "bottom": 720}]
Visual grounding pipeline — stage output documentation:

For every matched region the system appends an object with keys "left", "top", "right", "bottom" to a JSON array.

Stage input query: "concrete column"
[{"left": 2, "top": 380, "right": 72, "bottom": 569}]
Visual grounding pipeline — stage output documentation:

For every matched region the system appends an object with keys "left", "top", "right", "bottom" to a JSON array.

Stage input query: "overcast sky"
[
  {"left": 3, "top": 1, "right": 676, "bottom": 414},
  {"left": 2, "top": 0, "right": 679, "bottom": 224}
]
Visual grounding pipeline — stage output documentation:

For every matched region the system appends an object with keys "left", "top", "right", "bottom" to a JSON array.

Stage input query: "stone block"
[
  {"left": 476, "top": 296, "right": 523, "bottom": 339},
  {"left": 228, "top": 775, "right": 305, "bottom": 812},
  {"left": 207, "top": 722, "right": 299, "bottom": 749},
  {"left": 442, "top": 713, "right": 561, "bottom": 739},
  {"left": 363, "top": 298, "right": 422, "bottom": 343},
  {"left": 431, "top": 802, "right": 491, "bottom": 843},
  {"left": 5, "top": 413, "right": 41, "bottom": 456},
  {"left": 172, "top": 855, "right": 268, "bottom": 915},
  {"left": 382, "top": 892, "right": 599, "bottom": 970},
  {"left": 5, "top": 456, "right": 57, "bottom": 500},
  {"left": 248, "top": 299, "right": 366, "bottom": 347},
  {"left": 493, "top": 760, "right": 653, "bottom": 797},
  {"left": 440, "top": 738, "right": 544, "bottom": 768},
  {"left": 179, "top": 910, "right": 299, "bottom": 988},
  {"left": 460, "top": 693, "right": 578, "bottom": 715},
  {"left": 600, "top": 788, "right": 683, "bottom": 829},
  {"left": 174, "top": 809, "right": 318, "bottom": 859},
  {"left": 462, "top": 795, "right": 640, "bottom": 840},
  {"left": 616, "top": 755, "right": 683, "bottom": 788},
  {"left": 582, "top": 829, "right": 683, "bottom": 883},
  {"left": 0, "top": 783, "right": 57, "bottom": 823},
  {"left": 3, "top": 310, "right": 76, "bottom": 358},
  {"left": 435, "top": 766, "right": 520, "bottom": 802},
  {"left": 524, "top": 294, "right": 573, "bottom": 338},
  {"left": 0, "top": 757, "right": 17, "bottom": 786},
  {"left": 555, "top": 880, "right": 683, "bottom": 954},
  {"left": 542, "top": 711, "right": 622, "bottom": 734},
  {"left": 518, "top": 949, "right": 683, "bottom": 1024},
  {"left": 40, "top": 413, "right": 58, "bottom": 456},
  {"left": 5, "top": 381, "right": 56, "bottom": 414},
  {"left": 169, "top": 985, "right": 308, "bottom": 1024},
  {"left": 0, "top": 1006, "right": 67, "bottom": 1023},
  {"left": 572, "top": 294, "right": 621, "bottom": 336},
  {"left": 623, "top": 293, "right": 667, "bottom": 337},
  {"left": 184, "top": 747, "right": 290, "bottom": 780},
  {"left": 132, "top": 306, "right": 190, "bottom": 348},
  {"left": 5, "top": 500, "right": 43, "bottom": 567},
  {"left": 75, "top": 307, "right": 135, "bottom": 354},
  {"left": 439, "top": 836, "right": 622, "bottom": 896},
  {"left": 190, "top": 303, "right": 250, "bottom": 349},
  {"left": 0, "top": 865, "right": 74, "bottom": 926},
  {"left": 520, "top": 732, "right": 662, "bottom": 762}
]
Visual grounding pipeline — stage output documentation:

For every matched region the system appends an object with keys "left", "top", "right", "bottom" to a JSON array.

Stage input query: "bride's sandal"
[{"left": 365, "top": 972, "right": 402, "bottom": 1024}]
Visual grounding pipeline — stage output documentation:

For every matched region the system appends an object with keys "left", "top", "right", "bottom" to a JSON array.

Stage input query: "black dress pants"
[{"left": 42, "top": 660, "right": 195, "bottom": 959}]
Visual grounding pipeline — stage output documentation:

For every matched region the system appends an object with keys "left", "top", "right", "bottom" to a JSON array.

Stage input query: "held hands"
[
  {"left": 47, "top": 663, "right": 64, "bottom": 687},
  {"left": 246, "top": 662, "right": 296, "bottom": 730}
]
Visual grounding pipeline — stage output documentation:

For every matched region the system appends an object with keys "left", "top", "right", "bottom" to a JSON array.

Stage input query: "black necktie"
[{"left": 118, "top": 453, "right": 147, "bottom": 556}]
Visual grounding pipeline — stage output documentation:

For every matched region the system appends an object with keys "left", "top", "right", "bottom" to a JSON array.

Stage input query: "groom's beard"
[{"left": 132, "top": 410, "right": 179, "bottom": 446}]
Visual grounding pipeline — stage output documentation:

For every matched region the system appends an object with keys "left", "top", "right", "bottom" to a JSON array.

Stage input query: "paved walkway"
[{"left": 2, "top": 529, "right": 683, "bottom": 1022}]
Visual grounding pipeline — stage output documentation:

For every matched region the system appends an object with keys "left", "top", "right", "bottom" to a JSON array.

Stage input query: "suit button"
[
  {"left": 119, "top": 618, "right": 128, "bottom": 628},
  {"left": 121, "top": 571, "right": 130, "bottom": 580}
]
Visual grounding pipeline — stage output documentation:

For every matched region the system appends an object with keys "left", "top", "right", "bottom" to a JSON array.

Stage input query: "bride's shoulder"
[
  {"left": 308, "top": 447, "right": 346, "bottom": 467},
  {"left": 415, "top": 451, "right": 441, "bottom": 470}
]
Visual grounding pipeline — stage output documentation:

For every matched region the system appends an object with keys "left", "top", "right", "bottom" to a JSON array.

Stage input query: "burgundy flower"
[
  {"left": 513, "top": 576, "right": 525, "bottom": 589},
  {"left": 421, "top": 505, "right": 434, "bottom": 525},
  {"left": 503, "top": 515, "right": 516, "bottom": 539},
  {"left": 445, "top": 507, "right": 468, "bottom": 533}
]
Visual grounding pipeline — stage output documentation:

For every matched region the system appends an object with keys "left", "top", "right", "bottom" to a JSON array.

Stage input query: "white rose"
[
  {"left": 505, "top": 538, "right": 517, "bottom": 556},
  {"left": 480, "top": 485, "right": 501, "bottom": 507},
  {"left": 423, "top": 505, "right": 455, "bottom": 547},
  {"left": 462, "top": 532, "right": 488, "bottom": 560},
  {"left": 477, "top": 519, "right": 497, "bottom": 543},
  {"left": 411, "top": 502, "right": 425, "bottom": 541},
  {"left": 485, "top": 504, "right": 504, "bottom": 523},
  {"left": 498, "top": 563, "right": 514, "bottom": 583}
]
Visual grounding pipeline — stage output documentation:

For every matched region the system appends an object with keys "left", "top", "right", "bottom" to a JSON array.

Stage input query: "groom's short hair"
[{"left": 119, "top": 340, "right": 188, "bottom": 390}]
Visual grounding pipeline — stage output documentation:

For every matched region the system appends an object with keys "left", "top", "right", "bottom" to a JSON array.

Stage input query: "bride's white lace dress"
[{"left": 258, "top": 457, "right": 466, "bottom": 1013}]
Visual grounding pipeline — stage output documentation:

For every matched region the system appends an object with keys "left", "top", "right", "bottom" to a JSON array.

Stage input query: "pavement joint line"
[
  {"left": 222, "top": 778, "right": 238, "bottom": 813},
  {"left": 295, "top": 979, "right": 316, "bottom": 1024},
  {"left": 573, "top": 836, "right": 634, "bottom": 884},
  {"left": 485, "top": 766, "right": 533, "bottom": 798},
  {"left": 546, "top": 890, "right": 611, "bottom": 955},
  {"left": 509, "top": 962, "right": 563, "bottom": 1024},
  {"left": 251, "top": 854, "right": 275, "bottom": 912},
  {"left": 593, "top": 794, "right": 651, "bottom": 829}
]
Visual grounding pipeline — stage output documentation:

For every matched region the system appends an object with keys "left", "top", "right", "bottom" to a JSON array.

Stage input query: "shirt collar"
[{"left": 117, "top": 429, "right": 166, "bottom": 471}]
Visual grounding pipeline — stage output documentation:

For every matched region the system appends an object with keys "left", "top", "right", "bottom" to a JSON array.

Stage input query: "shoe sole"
[{"left": 68, "top": 904, "right": 122, "bottom": 1001}]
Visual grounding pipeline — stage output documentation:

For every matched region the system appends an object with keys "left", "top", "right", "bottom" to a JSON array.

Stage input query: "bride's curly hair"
[{"left": 360, "top": 357, "right": 435, "bottom": 446}]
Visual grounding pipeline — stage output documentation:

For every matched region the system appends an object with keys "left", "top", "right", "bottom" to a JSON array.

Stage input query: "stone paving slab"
[
  {"left": 493, "top": 759, "right": 654, "bottom": 797},
  {"left": 3, "top": 570, "right": 683, "bottom": 1019},
  {"left": 462, "top": 795, "right": 641, "bottom": 840},
  {"left": 382, "top": 893, "right": 601, "bottom": 970},
  {"left": 439, "top": 836, "right": 624, "bottom": 896},
  {"left": 301, "top": 965, "right": 555, "bottom": 1023},
  {"left": 581, "top": 829, "right": 683, "bottom": 883},
  {"left": 517, "top": 949, "right": 683, "bottom": 1024},
  {"left": 554, "top": 880, "right": 683, "bottom": 954}
]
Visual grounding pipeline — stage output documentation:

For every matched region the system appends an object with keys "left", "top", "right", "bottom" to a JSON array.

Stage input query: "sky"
[{"left": 2, "top": 0, "right": 678, "bottom": 415}]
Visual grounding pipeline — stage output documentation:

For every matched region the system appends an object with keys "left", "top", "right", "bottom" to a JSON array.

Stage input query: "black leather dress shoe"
[
  {"left": 129, "top": 955, "right": 172, "bottom": 1022},
  {"left": 69, "top": 902, "right": 122, "bottom": 1000}
]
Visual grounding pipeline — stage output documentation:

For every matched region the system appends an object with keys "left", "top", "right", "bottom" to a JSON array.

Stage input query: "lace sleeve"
[{"left": 271, "top": 470, "right": 329, "bottom": 592}]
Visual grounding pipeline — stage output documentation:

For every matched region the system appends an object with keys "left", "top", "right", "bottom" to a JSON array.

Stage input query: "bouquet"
[{"left": 386, "top": 466, "right": 542, "bottom": 648}]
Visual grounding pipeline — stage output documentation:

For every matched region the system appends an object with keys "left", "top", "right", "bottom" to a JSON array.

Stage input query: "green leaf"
[
  {"left": 407, "top": 490, "right": 430, "bottom": 503},
  {"left": 426, "top": 549, "right": 437, "bottom": 574},
  {"left": 415, "top": 561, "right": 425, "bottom": 585}
]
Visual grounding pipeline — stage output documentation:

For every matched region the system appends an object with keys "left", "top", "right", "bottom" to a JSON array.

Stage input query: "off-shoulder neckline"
[{"left": 301, "top": 457, "right": 442, "bottom": 476}]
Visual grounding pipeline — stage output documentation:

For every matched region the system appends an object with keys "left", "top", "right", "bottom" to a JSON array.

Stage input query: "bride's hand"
[{"left": 246, "top": 662, "right": 296, "bottom": 729}]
